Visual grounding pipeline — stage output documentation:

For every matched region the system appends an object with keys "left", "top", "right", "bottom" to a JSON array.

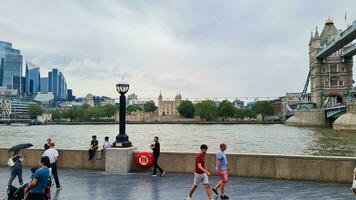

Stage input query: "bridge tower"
[{"left": 309, "top": 17, "right": 353, "bottom": 107}]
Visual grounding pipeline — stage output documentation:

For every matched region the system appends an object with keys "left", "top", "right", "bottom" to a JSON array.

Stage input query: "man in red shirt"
[{"left": 186, "top": 144, "right": 213, "bottom": 200}]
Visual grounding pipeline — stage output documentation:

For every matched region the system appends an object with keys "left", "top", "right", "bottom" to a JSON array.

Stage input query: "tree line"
[
  {"left": 28, "top": 99, "right": 274, "bottom": 121},
  {"left": 177, "top": 100, "right": 275, "bottom": 121}
]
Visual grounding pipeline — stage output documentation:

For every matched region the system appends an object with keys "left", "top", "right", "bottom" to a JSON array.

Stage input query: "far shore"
[{"left": 45, "top": 120, "right": 283, "bottom": 125}]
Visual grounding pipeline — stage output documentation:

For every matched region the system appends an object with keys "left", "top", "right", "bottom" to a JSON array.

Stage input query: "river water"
[{"left": 0, "top": 124, "right": 355, "bottom": 157}]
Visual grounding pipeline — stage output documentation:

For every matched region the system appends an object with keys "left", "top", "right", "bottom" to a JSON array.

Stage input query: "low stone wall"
[
  {"left": 285, "top": 109, "right": 326, "bottom": 127},
  {"left": 0, "top": 148, "right": 104, "bottom": 170},
  {"left": 1, "top": 148, "right": 355, "bottom": 183},
  {"left": 132, "top": 152, "right": 356, "bottom": 183}
]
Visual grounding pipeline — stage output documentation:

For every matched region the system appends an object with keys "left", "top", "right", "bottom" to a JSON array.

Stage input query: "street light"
[{"left": 113, "top": 80, "right": 132, "bottom": 148}]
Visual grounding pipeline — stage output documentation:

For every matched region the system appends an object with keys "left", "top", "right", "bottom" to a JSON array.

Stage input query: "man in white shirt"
[
  {"left": 43, "top": 142, "right": 62, "bottom": 190},
  {"left": 97, "top": 136, "right": 111, "bottom": 160}
]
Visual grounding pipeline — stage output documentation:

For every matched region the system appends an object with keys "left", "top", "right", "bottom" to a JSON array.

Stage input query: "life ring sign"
[{"left": 135, "top": 152, "right": 154, "bottom": 168}]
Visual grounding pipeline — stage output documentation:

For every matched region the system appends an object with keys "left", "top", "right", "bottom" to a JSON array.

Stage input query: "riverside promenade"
[{"left": 0, "top": 167, "right": 353, "bottom": 200}]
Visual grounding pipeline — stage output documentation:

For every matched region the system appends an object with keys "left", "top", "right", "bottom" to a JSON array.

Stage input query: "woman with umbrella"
[{"left": 7, "top": 143, "right": 33, "bottom": 187}]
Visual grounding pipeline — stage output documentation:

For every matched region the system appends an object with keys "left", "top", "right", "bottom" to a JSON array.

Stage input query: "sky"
[{"left": 0, "top": 0, "right": 355, "bottom": 100}]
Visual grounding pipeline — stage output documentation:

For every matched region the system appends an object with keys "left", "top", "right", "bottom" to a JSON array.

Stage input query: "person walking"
[
  {"left": 8, "top": 151, "right": 24, "bottom": 187},
  {"left": 88, "top": 135, "right": 98, "bottom": 160},
  {"left": 186, "top": 144, "right": 213, "bottom": 200},
  {"left": 212, "top": 143, "right": 229, "bottom": 199},
  {"left": 44, "top": 138, "right": 51, "bottom": 150},
  {"left": 150, "top": 136, "right": 166, "bottom": 177},
  {"left": 97, "top": 136, "right": 111, "bottom": 160},
  {"left": 43, "top": 142, "right": 62, "bottom": 190},
  {"left": 25, "top": 156, "right": 51, "bottom": 200}
]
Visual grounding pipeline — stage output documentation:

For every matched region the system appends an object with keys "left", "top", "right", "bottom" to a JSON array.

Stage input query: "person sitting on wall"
[
  {"left": 88, "top": 135, "right": 99, "bottom": 160},
  {"left": 97, "top": 136, "right": 111, "bottom": 160}
]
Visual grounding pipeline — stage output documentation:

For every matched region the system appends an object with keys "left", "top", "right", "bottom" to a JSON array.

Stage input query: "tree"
[
  {"left": 235, "top": 109, "right": 245, "bottom": 120},
  {"left": 177, "top": 100, "right": 195, "bottom": 118},
  {"left": 143, "top": 101, "right": 157, "bottom": 112},
  {"left": 235, "top": 108, "right": 256, "bottom": 120},
  {"left": 253, "top": 101, "right": 275, "bottom": 121},
  {"left": 195, "top": 100, "right": 218, "bottom": 121},
  {"left": 127, "top": 105, "right": 142, "bottom": 113},
  {"left": 218, "top": 100, "right": 235, "bottom": 119},
  {"left": 103, "top": 104, "right": 117, "bottom": 118},
  {"left": 50, "top": 110, "right": 62, "bottom": 120},
  {"left": 28, "top": 104, "right": 43, "bottom": 119}
]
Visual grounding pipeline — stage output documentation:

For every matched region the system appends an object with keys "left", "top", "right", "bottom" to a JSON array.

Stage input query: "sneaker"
[
  {"left": 161, "top": 171, "right": 166, "bottom": 177},
  {"left": 212, "top": 188, "right": 219, "bottom": 195},
  {"left": 186, "top": 197, "right": 192, "bottom": 200},
  {"left": 57, "top": 186, "right": 62, "bottom": 191},
  {"left": 220, "top": 195, "right": 229, "bottom": 199},
  {"left": 151, "top": 174, "right": 157, "bottom": 177}
]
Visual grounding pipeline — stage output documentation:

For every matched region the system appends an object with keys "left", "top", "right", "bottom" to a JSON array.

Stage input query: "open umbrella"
[{"left": 8, "top": 143, "right": 33, "bottom": 153}]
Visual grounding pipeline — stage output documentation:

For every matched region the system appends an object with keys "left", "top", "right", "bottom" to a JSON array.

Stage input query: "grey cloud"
[{"left": 0, "top": 0, "right": 355, "bottom": 98}]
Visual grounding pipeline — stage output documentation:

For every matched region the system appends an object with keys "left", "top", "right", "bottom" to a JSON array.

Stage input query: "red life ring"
[{"left": 135, "top": 152, "right": 153, "bottom": 168}]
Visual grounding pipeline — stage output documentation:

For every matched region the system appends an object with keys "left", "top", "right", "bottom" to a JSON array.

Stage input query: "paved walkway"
[{"left": 0, "top": 167, "right": 354, "bottom": 200}]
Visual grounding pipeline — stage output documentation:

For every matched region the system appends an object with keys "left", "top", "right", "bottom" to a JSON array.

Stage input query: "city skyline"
[{"left": 0, "top": 1, "right": 355, "bottom": 99}]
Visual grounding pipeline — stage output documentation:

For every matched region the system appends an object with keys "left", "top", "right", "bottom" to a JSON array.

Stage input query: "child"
[
  {"left": 352, "top": 167, "right": 356, "bottom": 195},
  {"left": 23, "top": 167, "right": 37, "bottom": 199},
  {"left": 97, "top": 136, "right": 111, "bottom": 160}
]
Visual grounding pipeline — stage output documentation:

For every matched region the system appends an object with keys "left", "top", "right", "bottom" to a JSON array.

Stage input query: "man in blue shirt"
[
  {"left": 212, "top": 143, "right": 229, "bottom": 199},
  {"left": 25, "top": 156, "right": 50, "bottom": 200}
]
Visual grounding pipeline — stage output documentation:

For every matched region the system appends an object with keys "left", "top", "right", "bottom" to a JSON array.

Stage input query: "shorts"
[
  {"left": 193, "top": 173, "right": 209, "bottom": 185},
  {"left": 216, "top": 169, "right": 228, "bottom": 183}
]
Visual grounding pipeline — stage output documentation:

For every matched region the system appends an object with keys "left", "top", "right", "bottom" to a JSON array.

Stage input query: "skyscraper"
[
  {"left": 25, "top": 61, "right": 41, "bottom": 95},
  {"left": 40, "top": 77, "right": 48, "bottom": 93},
  {"left": 48, "top": 68, "right": 67, "bottom": 100},
  {"left": 0, "top": 41, "right": 23, "bottom": 92}
]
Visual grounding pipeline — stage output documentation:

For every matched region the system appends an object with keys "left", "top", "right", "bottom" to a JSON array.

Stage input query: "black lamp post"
[{"left": 113, "top": 80, "right": 132, "bottom": 148}]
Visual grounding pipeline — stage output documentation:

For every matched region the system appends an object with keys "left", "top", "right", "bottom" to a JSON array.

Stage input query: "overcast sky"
[{"left": 0, "top": 0, "right": 355, "bottom": 100}]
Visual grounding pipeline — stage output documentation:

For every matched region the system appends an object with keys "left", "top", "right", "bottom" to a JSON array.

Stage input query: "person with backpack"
[{"left": 8, "top": 151, "right": 24, "bottom": 187}]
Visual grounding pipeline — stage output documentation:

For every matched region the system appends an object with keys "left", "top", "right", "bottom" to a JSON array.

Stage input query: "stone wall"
[
  {"left": 0, "top": 148, "right": 104, "bottom": 170},
  {"left": 1, "top": 148, "right": 355, "bottom": 183},
  {"left": 131, "top": 151, "right": 355, "bottom": 183},
  {"left": 285, "top": 109, "right": 326, "bottom": 127}
]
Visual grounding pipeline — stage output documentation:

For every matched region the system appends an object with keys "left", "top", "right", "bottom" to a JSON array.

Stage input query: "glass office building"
[
  {"left": 25, "top": 61, "right": 41, "bottom": 94},
  {"left": 40, "top": 77, "right": 48, "bottom": 93},
  {"left": 0, "top": 41, "right": 23, "bottom": 93},
  {"left": 48, "top": 69, "right": 67, "bottom": 100}
]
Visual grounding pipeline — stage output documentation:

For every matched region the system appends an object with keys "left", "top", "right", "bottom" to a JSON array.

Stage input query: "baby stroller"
[{"left": 7, "top": 185, "right": 25, "bottom": 200}]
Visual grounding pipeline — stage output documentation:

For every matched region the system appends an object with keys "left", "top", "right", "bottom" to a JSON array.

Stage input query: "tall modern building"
[
  {"left": 25, "top": 61, "right": 41, "bottom": 95},
  {"left": 40, "top": 78, "right": 48, "bottom": 93},
  {"left": 0, "top": 41, "right": 23, "bottom": 92},
  {"left": 67, "top": 89, "right": 75, "bottom": 101},
  {"left": 48, "top": 69, "right": 67, "bottom": 100}
]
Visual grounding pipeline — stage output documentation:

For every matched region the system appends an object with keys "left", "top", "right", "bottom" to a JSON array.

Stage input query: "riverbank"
[{"left": 46, "top": 120, "right": 283, "bottom": 125}]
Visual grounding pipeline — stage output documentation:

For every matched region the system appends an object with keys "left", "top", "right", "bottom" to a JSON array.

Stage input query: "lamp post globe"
[{"left": 114, "top": 80, "right": 132, "bottom": 148}]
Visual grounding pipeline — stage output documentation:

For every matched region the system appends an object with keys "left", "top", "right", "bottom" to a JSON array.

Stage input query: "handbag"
[{"left": 7, "top": 157, "right": 15, "bottom": 167}]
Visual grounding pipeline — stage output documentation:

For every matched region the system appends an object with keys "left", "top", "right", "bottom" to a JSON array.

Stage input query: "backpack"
[{"left": 7, "top": 157, "right": 15, "bottom": 167}]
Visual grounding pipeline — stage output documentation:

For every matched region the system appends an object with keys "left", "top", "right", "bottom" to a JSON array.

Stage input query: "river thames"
[{"left": 0, "top": 124, "right": 355, "bottom": 157}]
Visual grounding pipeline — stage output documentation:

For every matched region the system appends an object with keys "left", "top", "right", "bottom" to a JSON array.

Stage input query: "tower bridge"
[{"left": 286, "top": 17, "right": 356, "bottom": 128}]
